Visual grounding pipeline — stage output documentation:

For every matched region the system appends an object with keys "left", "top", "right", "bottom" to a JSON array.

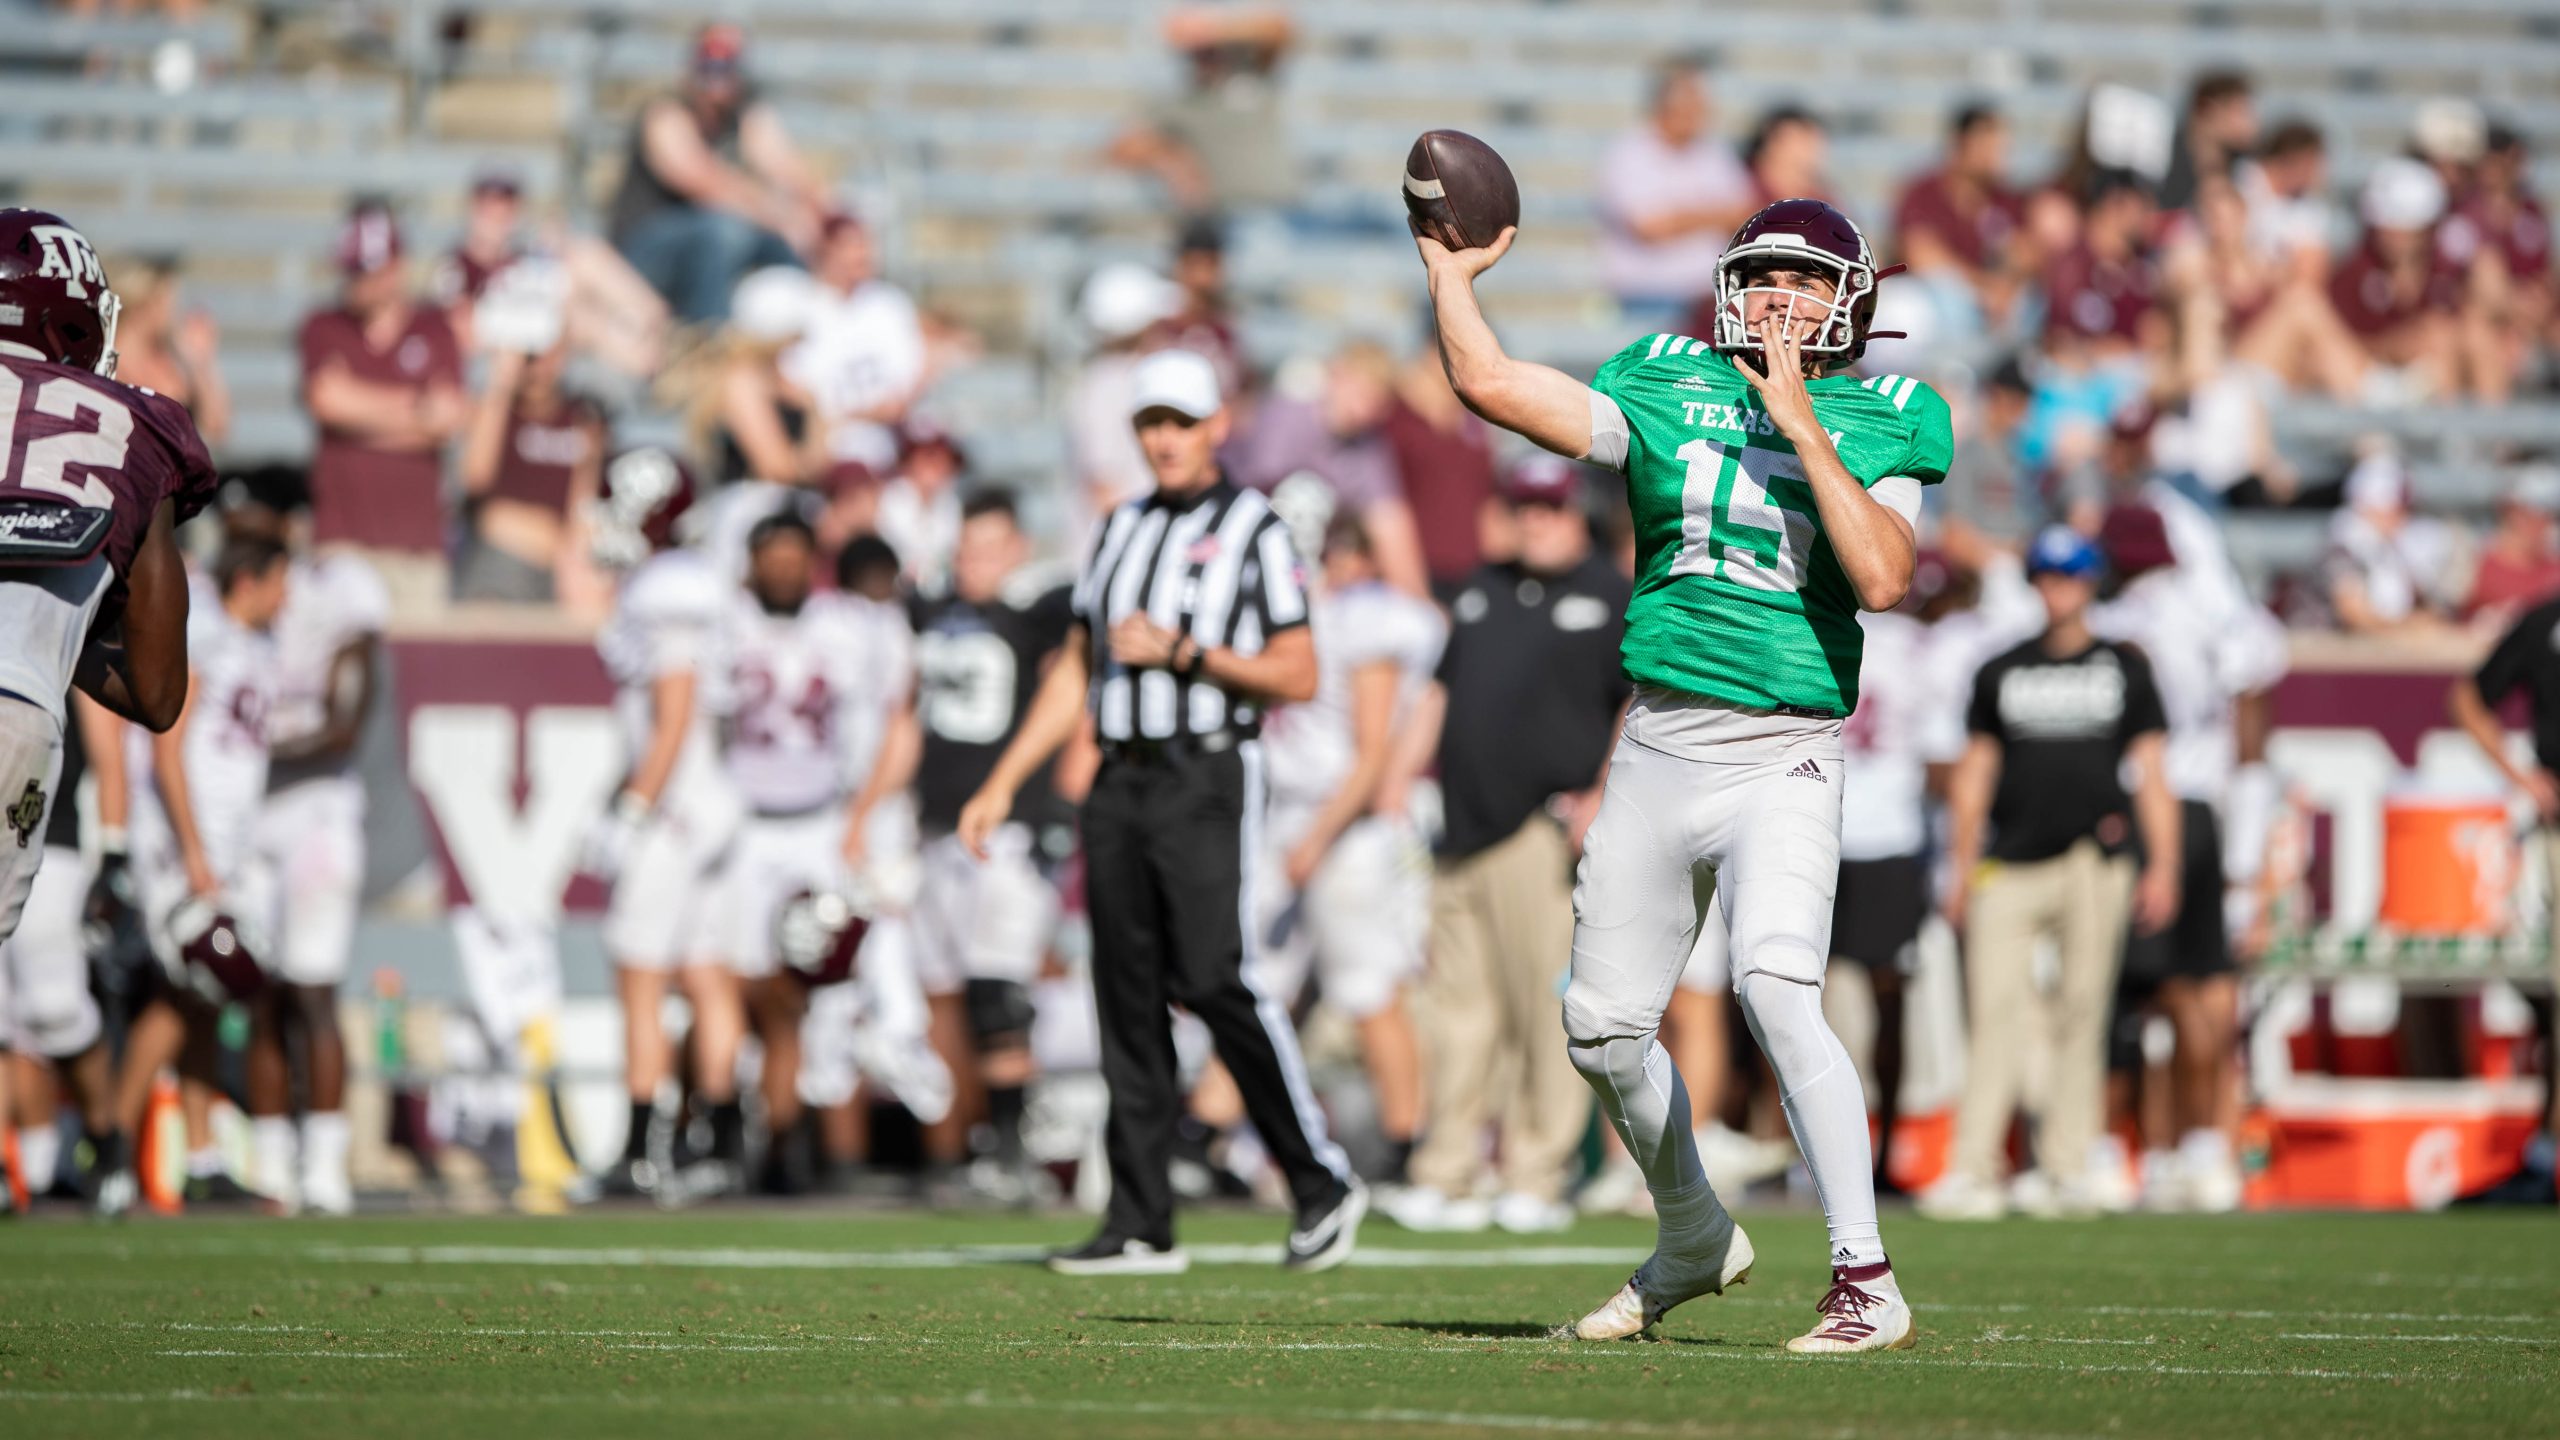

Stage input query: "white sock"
[
  {"left": 187, "top": 1145, "right": 225, "bottom": 1180},
  {"left": 1567, "top": 1031, "right": 1729, "bottom": 1238},
  {"left": 1738, "top": 972, "right": 1884, "bottom": 1268},
  {"left": 301, "top": 1112, "right": 351, "bottom": 1186},
  {"left": 2179, "top": 1128, "right": 2233, "bottom": 1170},
  {"left": 252, "top": 1116, "right": 299, "bottom": 1197},
  {"left": 16, "top": 1126, "right": 60, "bottom": 1194}
]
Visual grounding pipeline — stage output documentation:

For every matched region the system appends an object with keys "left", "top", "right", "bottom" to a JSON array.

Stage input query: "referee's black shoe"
[
  {"left": 1048, "top": 1232, "right": 1191, "bottom": 1276},
  {"left": 1285, "top": 1177, "right": 1369, "bottom": 1273}
]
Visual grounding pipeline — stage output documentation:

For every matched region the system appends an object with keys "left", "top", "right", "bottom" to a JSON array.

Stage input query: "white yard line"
[{"left": 155, "top": 1350, "right": 411, "bottom": 1359}]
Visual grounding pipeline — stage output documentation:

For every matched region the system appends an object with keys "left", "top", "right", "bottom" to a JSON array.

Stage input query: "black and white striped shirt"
[{"left": 1070, "top": 477, "right": 1307, "bottom": 743}]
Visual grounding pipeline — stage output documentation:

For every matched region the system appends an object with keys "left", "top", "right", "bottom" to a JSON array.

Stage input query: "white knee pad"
[{"left": 1736, "top": 969, "right": 1849, "bottom": 1102}]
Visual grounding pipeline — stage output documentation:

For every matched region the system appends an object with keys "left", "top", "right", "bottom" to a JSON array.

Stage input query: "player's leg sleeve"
[
  {"left": 1737, "top": 969, "right": 1883, "bottom": 1267},
  {"left": 1561, "top": 738, "right": 1715, "bottom": 1209}
]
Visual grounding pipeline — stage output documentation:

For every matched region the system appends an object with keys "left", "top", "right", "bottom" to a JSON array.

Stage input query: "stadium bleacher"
[{"left": 4, "top": 0, "right": 2559, "bottom": 568}]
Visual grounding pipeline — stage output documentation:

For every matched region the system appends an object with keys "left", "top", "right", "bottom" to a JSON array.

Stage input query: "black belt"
[{"left": 1100, "top": 729, "right": 1240, "bottom": 767}]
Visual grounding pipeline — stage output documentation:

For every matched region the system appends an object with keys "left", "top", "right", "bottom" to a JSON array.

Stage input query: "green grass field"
[{"left": 1, "top": 1207, "right": 2553, "bottom": 1438}]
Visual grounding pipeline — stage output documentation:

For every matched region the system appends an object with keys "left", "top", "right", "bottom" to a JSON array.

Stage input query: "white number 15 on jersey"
[{"left": 1670, "top": 437, "right": 1815, "bottom": 593}]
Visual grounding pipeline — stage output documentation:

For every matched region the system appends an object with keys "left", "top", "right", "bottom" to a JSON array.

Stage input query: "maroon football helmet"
[
  {"left": 166, "top": 897, "right": 265, "bottom": 1003},
  {"left": 774, "top": 887, "right": 870, "bottom": 988},
  {"left": 0, "top": 209, "right": 121, "bottom": 377},
  {"left": 588, "top": 446, "right": 698, "bottom": 568},
  {"left": 1710, "top": 199, "right": 1894, "bottom": 365}
]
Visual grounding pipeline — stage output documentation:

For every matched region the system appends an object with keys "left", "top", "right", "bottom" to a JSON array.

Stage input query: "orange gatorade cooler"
[{"left": 2379, "top": 795, "right": 2516, "bottom": 934}]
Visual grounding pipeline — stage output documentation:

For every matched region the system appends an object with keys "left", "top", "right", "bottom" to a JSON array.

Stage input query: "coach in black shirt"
[
  {"left": 1930, "top": 525, "right": 2177, "bottom": 1219},
  {"left": 960, "top": 349, "right": 1364, "bottom": 1275},
  {"left": 2452, "top": 594, "right": 2560, "bottom": 1197}
]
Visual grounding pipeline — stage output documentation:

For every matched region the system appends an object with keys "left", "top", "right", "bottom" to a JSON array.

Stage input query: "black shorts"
[
  {"left": 1829, "top": 854, "right": 1928, "bottom": 973},
  {"left": 2119, "top": 799, "right": 2232, "bottom": 992}
]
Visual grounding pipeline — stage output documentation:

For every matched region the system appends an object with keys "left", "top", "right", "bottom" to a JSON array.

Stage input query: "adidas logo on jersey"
[{"left": 1786, "top": 758, "right": 1827, "bottom": 783}]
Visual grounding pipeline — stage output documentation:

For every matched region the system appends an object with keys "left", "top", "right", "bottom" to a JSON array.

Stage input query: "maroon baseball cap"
[
  {"left": 2099, "top": 503, "right": 2176, "bottom": 578},
  {"left": 899, "top": 417, "right": 968, "bottom": 468},
  {"left": 336, "top": 204, "right": 403, "bottom": 275},
  {"left": 1498, "top": 454, "right": 1582, "bottom": 507}
]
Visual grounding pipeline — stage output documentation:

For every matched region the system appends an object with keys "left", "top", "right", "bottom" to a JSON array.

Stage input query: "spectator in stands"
[
  {"left": 2331, "top": 158, "right": 2472, "bottom": 403},
  {"left": 1384, "top": 344, "right": 1499, "bottom": 602},
  {"left": 872, "top": 420, "right": 968, "bottom": 596},
  {"left": 456, "top": 340, "right": 607, "bottom": 607},
  {"left": 1893, "top": 102, "right": 2027, "bottom": 338},
  {"left": 1106, "top": 5, "right": 1299, "bottom": 215},
  {"left": 607, "top": 23, "right": 827, "bottom": 324},
  {"left": 2239, "top": 120, "right": 2336, "bottom": 284},
  {"left": 2462, "top": 467, "right": 2560, "bottom": 628},
  {"left": 1165, "top": 216, "right": 1247, "bottom": 397},
  {"left": 784, "top": 212, "right": 928, "bottom": 473},
  {"left": 695, "top": 265, "right": 826, "bottom": 487},
  {"left": 1939, "top": 356, "right": 2040, "bottom": 547},
  {"left": 2448, "top": 125, "right": 2554, "bottom": 386},
  {"left": 2323, "top": 450, "right": 2465, "bottom": 635},
  {"left": 1594, "top": 55, "right": 1757, "bottom": 323},
  {"left": 1067, "top": 263, "right": 1186, "bottom": 532},
  {"left": 109, "top": 255, "right": 229, "bottom": 448},
  {"left": 2410, "top": 98, "right": 2488, "bottom": 211},
  {"left": 1743, "top": 105, "right": 1830, "bottom": 207},
  {"left": 1223, "top": 340, "right": 1429, "bottom": 598},
  {"left": 433, "top": 171, "right": 527, "bottom": 330},
  {"left": 297, "top": 202, "right": 466, "bottom": 610},
  {"left": 2160, "top": 70, "right": 2257, "bottom": 214},
  {"left": 2019, "top": 172, "right": 2161, "bottom": 480}
]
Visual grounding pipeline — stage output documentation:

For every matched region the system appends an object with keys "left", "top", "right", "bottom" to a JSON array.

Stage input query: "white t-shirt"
[
  {"left": 781, "top": 279, "right": 926, "bottom": 472},
  {"left": 2092, "top": 566, "right": 2288, "bottom": 804},
  {"left": 265, "top": 552, "right": 390, "bottom": 761},
  {"left": 1261, "top": 581, "right": 1446, "bottom": 810},
  {"left": 1596, "top": 124, "right": 1755, "bottom": 303},
  {"left": 707, "top": 591, "right": 915, "bottom": 815},
  {"left": 1839, "top": 610, "right": 1933, "bottom": 861}
]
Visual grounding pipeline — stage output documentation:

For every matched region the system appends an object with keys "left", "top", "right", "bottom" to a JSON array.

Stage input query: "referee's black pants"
[{"left": 1081, "top": 740, "right": 1348, "bottom": 1243}]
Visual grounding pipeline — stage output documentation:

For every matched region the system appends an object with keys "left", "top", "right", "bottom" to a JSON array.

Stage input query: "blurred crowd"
[{"left": 10, "top": 9, "right": 2558, "bottom": 1220}]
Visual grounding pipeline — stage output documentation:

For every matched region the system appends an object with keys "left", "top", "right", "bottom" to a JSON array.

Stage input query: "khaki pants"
[
  {"left": 1410, "top": 815, "right": 1589, "bottom": 1202},
  {"left": 1948, "top": 839, "right": 2134, "bottom": 1188}
]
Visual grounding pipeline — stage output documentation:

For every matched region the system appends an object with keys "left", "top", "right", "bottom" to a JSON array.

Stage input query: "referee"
[{"left": 960, "top": 349, "right": 1365, "bottom": 1275}]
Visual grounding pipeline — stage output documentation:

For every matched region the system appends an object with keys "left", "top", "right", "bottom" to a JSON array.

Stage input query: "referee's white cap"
[{"left": 1129, "top": 348, "right": 1224, "bottom": 423}]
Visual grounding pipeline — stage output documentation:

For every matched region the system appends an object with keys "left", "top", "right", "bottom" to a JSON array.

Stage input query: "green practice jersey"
[{"left": 1589, "top": 334, "right": 1953, "bottom": 716}]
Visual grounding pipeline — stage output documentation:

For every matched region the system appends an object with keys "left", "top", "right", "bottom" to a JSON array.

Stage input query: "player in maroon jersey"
[{"left": 0, "top": 208, "right": 220, "bottom": 1214}]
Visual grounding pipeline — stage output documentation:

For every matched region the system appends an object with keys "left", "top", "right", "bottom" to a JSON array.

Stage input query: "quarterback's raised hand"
[{"left": 1411, "top": 220, "right": 1516, "bottom": 282}]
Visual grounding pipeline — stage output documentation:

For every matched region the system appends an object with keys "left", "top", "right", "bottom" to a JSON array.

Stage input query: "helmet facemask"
[{"left": 1711, "top": 241, "right": 1873, "bottom": 364}]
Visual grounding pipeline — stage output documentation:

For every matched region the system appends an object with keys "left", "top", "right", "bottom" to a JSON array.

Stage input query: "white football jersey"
[
  {"left": 1261, "top": 581, "right": 1446, "bottom": 809},
  {"left": 597, "top": 548, "right": 728, "bottom": 777},
  {"left": 265, "top": 551, "right": 390, "bottom": 758},
  {"left": 1839, "top": 610, "right": 1932, "bottom": 861},
  {"left": 134, "top": 597, "right": 276, "bottom": 876},
  {"left": 2093, "top": 565, "right": 2288, "bottom": 804},
  {"left": 708, "top": 591, "right": 915, "bottom": 814}
]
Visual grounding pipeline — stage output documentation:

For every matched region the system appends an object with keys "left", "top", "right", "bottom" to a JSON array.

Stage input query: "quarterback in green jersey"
[{"left": 1416, "top": 198, "right": 1948, "bottom": 1354}]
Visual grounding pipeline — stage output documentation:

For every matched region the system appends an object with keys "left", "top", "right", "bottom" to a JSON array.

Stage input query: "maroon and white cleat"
[{"left": 1786, "top": 1260, "right": 1914, "bottom": 1353}]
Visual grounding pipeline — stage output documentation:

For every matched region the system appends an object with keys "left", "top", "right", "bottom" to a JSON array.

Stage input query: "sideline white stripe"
[{"left": 1234, "top": 738, "right": 1355, "bottom": 1187}]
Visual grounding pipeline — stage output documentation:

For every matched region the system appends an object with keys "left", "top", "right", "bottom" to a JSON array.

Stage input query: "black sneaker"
[
  {"left": 1285, "top": 1178, "right": 1368, "bottom": 1273},
  {"left": 1046, "top": 1232, "right": 1190, "bottom": 1276},
  {"left": 185, "top": 1172, "right": 264, "bottom": 1206},
  {"left": 595, "top": 1155, "right": 660, "bottom": 1200}
]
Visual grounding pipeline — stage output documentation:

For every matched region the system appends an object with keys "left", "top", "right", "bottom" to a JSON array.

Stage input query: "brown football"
[{"left": 1403, "top": 130, "right": 1520, "bottom": 251}]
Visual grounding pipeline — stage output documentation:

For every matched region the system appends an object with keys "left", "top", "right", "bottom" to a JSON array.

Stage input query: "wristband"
[
  {"left": 97, "top": 825, "right": 129, "bottom": 858},
  {"left": 614, "top": 790, "right": 653, "bottom": 825}
]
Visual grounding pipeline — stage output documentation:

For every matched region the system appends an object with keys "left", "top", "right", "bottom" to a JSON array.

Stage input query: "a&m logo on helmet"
[{"left": 28, "top": 224, "right": 106, "bottom": 300}]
